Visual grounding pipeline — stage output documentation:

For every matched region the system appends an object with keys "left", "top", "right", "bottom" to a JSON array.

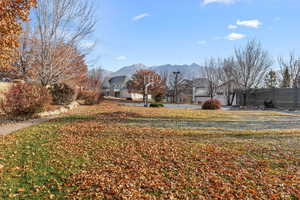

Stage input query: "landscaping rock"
[{"left": 38, "top": 101, "right": 79, "bottom": 117}]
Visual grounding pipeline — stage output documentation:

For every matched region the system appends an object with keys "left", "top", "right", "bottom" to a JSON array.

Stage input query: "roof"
[
  {"left": 193, "top": 78, "right": 209, "bottom": 88},
  {"left": 108, "top": 76, "right": 129, "bottom": 89}
]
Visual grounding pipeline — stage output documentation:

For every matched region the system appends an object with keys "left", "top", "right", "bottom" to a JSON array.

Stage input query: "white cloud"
[
  {"left": 116, "top": 56, "right": 127, "bottom": 61},
  {"left": 225, "top": 33, "right": 246, "bottom": 40},
  {"left": 132, "top": 13, "right": 151, "bottom": 21},
  {"left": 197, "top": 40, "right": 207, "bottom": 45},
  {"left": 228, "top": 24, "right": 238, "bottom": 29},
  {"left": 237, "top": 19, "right": 262, "bottom": 28},
  {"left": 202, "top": 0, "right": 239, "bottom": 6}
]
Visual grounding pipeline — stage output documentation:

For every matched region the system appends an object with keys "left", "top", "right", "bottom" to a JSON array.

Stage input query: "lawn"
[{"left": 0, "top": 101, "right": 299, "bottom": 199}]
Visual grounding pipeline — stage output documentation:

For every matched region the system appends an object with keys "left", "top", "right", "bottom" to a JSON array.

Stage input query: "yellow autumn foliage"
[{"left": 0, "top": 0, "right": 36, "bottom": 77}]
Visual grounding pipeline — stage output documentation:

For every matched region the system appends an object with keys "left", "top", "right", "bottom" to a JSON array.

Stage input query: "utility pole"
[{"left": 173, "top": 71, "right": 180, "bottom": 103}]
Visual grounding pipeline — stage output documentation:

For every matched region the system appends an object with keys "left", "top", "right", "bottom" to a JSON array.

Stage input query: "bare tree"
[
  {"left": 201, "top": 58, "right": 222, "bottom": 99},
  {"left": 168, "top": 71, "right": 187, "bottom": 103},
  {"left": 84, "top": 67, "right": 103, "bottom": 92},
  {"left": 13, "top": 23, "right": 34, "bottom": 80},
  {"left": 232, "top": 40, "right": 272, "bottom": 105},
  {"left": 32, "top": 42, "right": 88, "bottom": 85},
  {"left": 158, "top": 70, "right": 169, "bottom": 88},
  {"left": 32, "top": 0, "right": 95, "bottom": 86},
  {"left": 218, "top": 57, "right": 237, "bottom": 105},
  {"left": 278, "top": 52, "right": 300, "bottom": 88}
]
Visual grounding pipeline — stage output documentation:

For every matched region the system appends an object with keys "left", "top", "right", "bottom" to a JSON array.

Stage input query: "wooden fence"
[{"left": 236, "top": 88, "right": 300, "bottom": 108}]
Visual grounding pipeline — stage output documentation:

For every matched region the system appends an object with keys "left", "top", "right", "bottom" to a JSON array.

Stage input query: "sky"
[{"left": 88, "top": 0, "right": 300, "bottom": 72}]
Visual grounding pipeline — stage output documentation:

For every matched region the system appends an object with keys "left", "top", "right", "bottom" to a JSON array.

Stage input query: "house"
[
  {"left": 192, "top": 78, "right": 237, "bottom": 105},
  {"left": 192, "top": 78, "right": 210, "bottom": 104},
  {"left": 166, "top": 79, "right": 193, "bottom": 103},
  {"left": 217, "top": 80, "right": 238, "bottom": 106},
  {"left": 103, "top": 75, "right": 151, "bottom": 101}
]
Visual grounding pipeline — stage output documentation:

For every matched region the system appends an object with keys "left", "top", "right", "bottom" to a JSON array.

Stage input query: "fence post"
[
  {"left": 272, "top": 88, "right": 276, "bottom": 107},
  {"left": 296, "top": 88, "right": 299, "bottom": 108}
]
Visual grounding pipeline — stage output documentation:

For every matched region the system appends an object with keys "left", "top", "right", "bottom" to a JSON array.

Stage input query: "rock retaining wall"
[{"left": 38, "top": 101, "right": 79, "bottom": 117}]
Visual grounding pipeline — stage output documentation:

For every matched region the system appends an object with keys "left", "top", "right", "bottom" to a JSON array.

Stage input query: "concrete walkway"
[
  {"left": 0, "top": 102, "right": 80, "bottom": 136},
  {"left": 0, "top": 116, "right": 57, "bottom": 136}
]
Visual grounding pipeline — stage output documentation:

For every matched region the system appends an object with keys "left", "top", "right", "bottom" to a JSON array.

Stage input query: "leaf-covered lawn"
[{"left": 0, "top": 101, "right": 299, "bottom": 199}]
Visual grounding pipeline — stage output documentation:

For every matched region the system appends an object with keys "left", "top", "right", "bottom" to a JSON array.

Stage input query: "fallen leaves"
[
  {"left": 63, "top": 135, "right": 299, "bottom": 199},
  {"left": 57, "top": 102, "right": 300, "bottom": 199},
  {"left": 0, "top": 101, "right": 299, "bottom": 199},
  {"left": 17, "top": 187, "right": 25, "bottom": 193}
]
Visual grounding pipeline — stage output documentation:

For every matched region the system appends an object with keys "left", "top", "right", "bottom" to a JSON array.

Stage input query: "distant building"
[
  {"left": 192, "top": 78, "right": 211, "bottom": 104},
  {"left": 166, "top": 79, "right": 193, "bottom": 103},
  {"left": 103, "top": 75, "right": 151, "bottom": 101},
  {"left": 192, "top": 78, "right": 237, "bottom": 105}
]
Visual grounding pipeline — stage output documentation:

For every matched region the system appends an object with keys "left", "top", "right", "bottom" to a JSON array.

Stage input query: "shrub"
[
  {"left": 77, "top": 90, "right": 102, "bottom": 105},
  {"left": 50, "top": 83, "right": 75, "bottom": 105},
  {"left": 150, "top": 103, "right": 164, "bottom": 108},
  {"left": 264, "top": 100, "right": 275, "bottom": 108},
  {"left": 0, "top": 83, "right": 52, "bottom": 117},
  {"left": 202, "top": 99, "right": 221, "bottom": 110},
  {"left": 197, "top": 101, "right": 203, "bottom": 105}
]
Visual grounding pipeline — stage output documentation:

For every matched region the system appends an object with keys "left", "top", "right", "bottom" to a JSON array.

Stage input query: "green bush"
[
  {"left": 50, "top": 83, "right": 75, "bottom": 105},
  {"left": 0, "top": 83, "right": 52, "bottom": 117},
  {"left": 150, "top": 103, "right": 164, "bottom": 108},
  {"left": 77, "top": 90, "right": 102, "bottom": 105},
  {"left": 202, "top": 99, "right": 221, "bottom": 110}
]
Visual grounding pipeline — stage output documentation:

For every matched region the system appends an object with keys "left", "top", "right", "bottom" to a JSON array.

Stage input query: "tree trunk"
[
  {"left": 227, "top": 95, "right": 231, "bottom": 106},
  {"left": 143, "top": 93, "right": 147, "bottom": 107},
  {"left": 226, "top": 87, "right": 231, "bottom": 106},
  {"left": 243, "top": 92, "right": 247, "bottom": 106},
  {"left": 230, "top": 92, "right": 236, "bottom": 106}
]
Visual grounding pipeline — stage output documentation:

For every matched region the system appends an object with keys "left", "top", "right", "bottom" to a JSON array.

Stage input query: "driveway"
[
  {"left": 125, "top": 103, "right": 234, "bottom": 110},
  {"left": 125, "top": 103, "right": 202, "bottom": 109}
]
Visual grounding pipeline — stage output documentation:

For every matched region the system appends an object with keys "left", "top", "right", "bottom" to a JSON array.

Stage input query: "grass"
[
  {"left": 0, "top": 101, "right": 299, "bottom": 199},
  {"left": 0, "top": 118, "right": 88, "bottom": 199}
]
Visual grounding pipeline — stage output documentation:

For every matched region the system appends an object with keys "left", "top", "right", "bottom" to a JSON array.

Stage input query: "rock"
[
  {"left": 59, "top": 107, "right": 67, "bottom": 113},
  {"left": 38, "top": 101, "right": 79, "bottom": 117},
  {"left": 66, "top": 101, "right": 79, "bottom": 109}
]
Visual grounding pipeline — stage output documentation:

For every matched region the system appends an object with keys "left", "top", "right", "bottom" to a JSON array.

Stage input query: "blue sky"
[{"left": 89, "top": 0, "right": 300, "bottom": 71}]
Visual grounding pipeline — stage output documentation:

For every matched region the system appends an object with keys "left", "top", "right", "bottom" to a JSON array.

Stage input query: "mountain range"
[{"left": 103, "top": 63, "right": 202, "bottom": 80}]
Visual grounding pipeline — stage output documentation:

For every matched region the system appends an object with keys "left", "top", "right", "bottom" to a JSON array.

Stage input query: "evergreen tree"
[
  {"left": 264, "top": 70, "right": 278, "bottom": 88},
  {"left": 281, "top": 67, "right": 291, "bottom": 88}
]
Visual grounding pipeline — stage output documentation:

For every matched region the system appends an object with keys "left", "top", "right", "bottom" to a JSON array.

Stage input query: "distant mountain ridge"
[
  {"left": 111, "top": 64, "right": 147, "bottom": 77},
  {"left": 108, "top": 63, "right": 202, "bottom": 80}
]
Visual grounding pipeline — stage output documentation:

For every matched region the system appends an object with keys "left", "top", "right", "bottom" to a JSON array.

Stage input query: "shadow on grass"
[{"left": 50, "top": 114, "right": 97, "bottom": 124}]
